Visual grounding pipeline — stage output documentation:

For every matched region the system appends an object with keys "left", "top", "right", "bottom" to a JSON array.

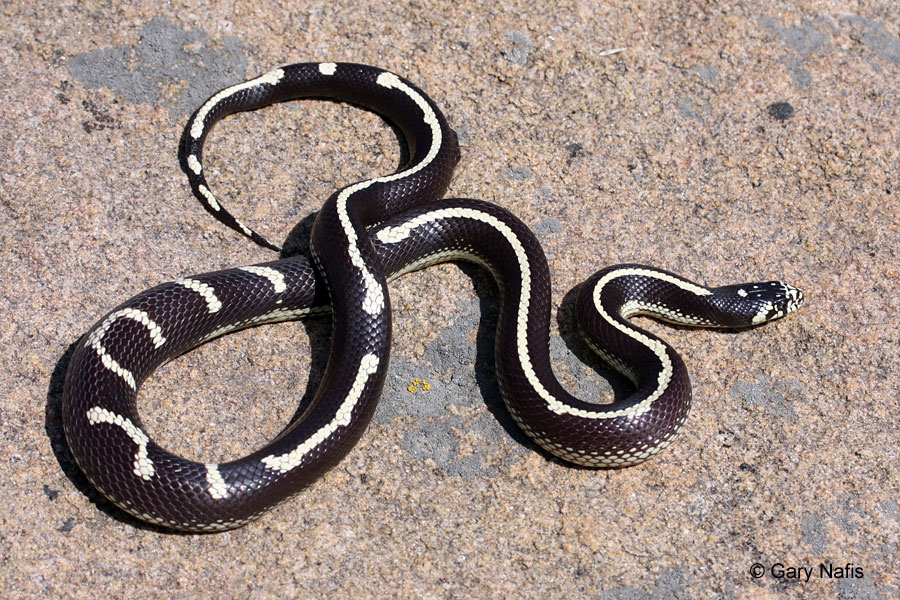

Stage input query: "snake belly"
[{"left": 62, "top": 63, "right": 804, "bottom": 531}]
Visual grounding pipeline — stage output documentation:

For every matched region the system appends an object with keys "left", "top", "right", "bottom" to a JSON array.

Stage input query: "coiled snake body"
[{"left": 62, "top": 63, "right": 803, "bottom": 531}]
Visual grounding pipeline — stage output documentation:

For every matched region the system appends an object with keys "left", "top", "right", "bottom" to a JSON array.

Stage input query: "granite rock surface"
[{"left": 1, "top": 2, "right": 898, "bottom": 598}]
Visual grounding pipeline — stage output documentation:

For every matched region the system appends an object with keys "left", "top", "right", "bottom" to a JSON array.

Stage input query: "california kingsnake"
[{"left": 62, "top": 62, "right": 804, "bottom": 531}]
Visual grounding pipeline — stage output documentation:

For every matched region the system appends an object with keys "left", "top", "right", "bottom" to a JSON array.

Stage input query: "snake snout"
[
  {"left": 744, "top": 280, "right": 805, "bottom": 325},
  {"left": 781, "top": 283, "right": 804, "bottom": 314}
]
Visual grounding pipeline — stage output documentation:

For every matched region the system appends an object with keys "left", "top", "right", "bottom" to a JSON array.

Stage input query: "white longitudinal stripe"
[
  {"left": 380, "top": 210, "right": 699, "bottom": 422},
  {"left": 588, "top": 268, "right": 712, "bottom": 418},
  {"left": 620, "top": 300, "right": 714, "bottom": 326},
  {"left": 581, "top": 337, "right": 639, "bottom": 386},
  {"left": 318, "top": 62, "right": 337, "bottom": 75},
  {"left": 261, "top": 353, "right": 380, "bottom": 473},
  {"left": 190, "top": 68, "right": 285, "bottom": 139},
  {"left": 175, "top": 278, "right": 222, "bottom": 313},
  {"left": 385, "top": 248, "right": 485, "bottom": 282},
  {"left": 330, "top": 70, "right": 444, "bottom": 316},
  {"left": 197, "top": 184, "right": 221, "bottom": 211},
  {"left": 379, "top": 206, "right": 589, "bottom": 416},
  {"left": 88, "top": 308, "right": 166, "bottom": 390},
  {"left": 86, "top": 406, "right": 155, "bottom": 480},
  {"left": 118, "top": 504, "right": 251, "bottom": 531},
  {"left": 206, "top": 464, "right": 229, "bottom": 499},
  {"left": 376, "top": 223, "right": 414, "bottom": 244},
  {"left": 239, "top": 266, "right": 287, "bottom": 295},
  {"left": 197, "top": 306, "right": 329, "bottom": 345}
]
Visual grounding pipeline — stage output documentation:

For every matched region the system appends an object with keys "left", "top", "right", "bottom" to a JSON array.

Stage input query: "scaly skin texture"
[{"left": 63, "top": 63, "right": 803, "bottom": 531}]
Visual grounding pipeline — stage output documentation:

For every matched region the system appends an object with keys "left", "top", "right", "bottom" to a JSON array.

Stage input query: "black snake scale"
[{"left": 62, "top": 62, "right": 804, "bottom": 531}]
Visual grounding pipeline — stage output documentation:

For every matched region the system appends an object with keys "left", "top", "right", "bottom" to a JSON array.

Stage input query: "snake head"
[{"left": 711, "top": 281, "right": 804, "bottom": 327}]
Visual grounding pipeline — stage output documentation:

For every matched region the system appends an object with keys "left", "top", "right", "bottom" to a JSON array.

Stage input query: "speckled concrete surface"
[{"left": 2, "top": 2, "right": 898, "bottom": 598}]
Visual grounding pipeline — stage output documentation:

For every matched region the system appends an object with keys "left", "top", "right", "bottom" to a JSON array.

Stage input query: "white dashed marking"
[
  {"left": 88, "top": 308, "right": 166, "bottom": 389},
  {"left": 187, "top": 154, "right": 202, "bottom": 175},
  {"left": 239, "top": 266, "right": 287, "bottom": 298},
  {"left": 175, "top": 278, "right": 222, "bottom": 313},
  {"left": 197, "top": 184, "right": 221, "bottom": 211},
  {"left": 206, "top": 464, "right": 229, "bottom": 499},
  {"left": 86, "top": 407, "right": 155, "bottom": 480},
  {"left": 234, "top": 219, "right": 254, "bottom": 237}
]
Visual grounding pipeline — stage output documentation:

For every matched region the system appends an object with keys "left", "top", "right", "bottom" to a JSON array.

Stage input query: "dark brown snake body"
[{"left": 62, "top": 63, "right": 803, "bottom": 531}]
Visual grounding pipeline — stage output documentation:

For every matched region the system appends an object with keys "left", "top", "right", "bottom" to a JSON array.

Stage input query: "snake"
[{"left": 62, "top": 62, "right": 804, "bottom": 532}]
